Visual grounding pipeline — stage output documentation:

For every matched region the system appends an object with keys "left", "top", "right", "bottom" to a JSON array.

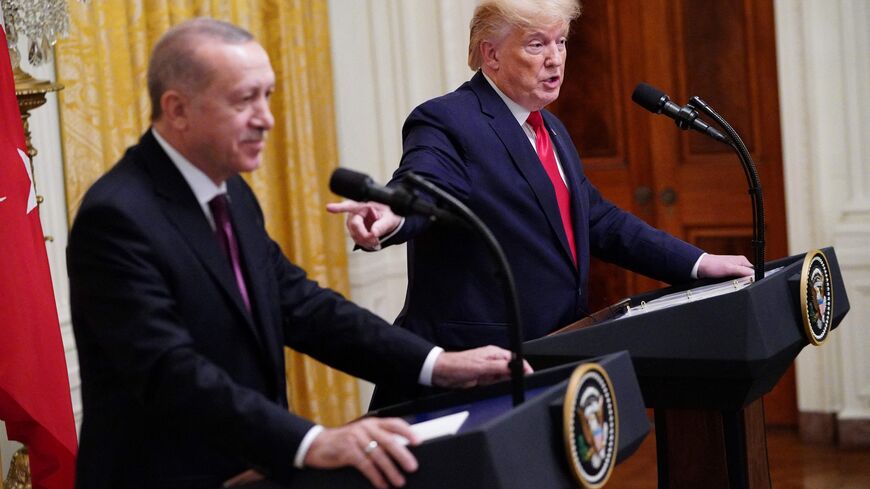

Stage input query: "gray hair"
[
  {"left": 147, "top": 17, "right": 253, "bottom": 121},
  {"left": 467, "top": 0, "right": 582, "bottom": 71}
]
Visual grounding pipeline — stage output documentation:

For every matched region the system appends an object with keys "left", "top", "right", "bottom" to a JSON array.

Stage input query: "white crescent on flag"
[{"left": 19, "top": 147, "right": 37, "bottom": 213}]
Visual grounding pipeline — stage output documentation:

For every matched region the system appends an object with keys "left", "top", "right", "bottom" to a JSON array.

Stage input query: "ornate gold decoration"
[
  {"left": 13, "top": 67, "right": 61, "bottom": 243},
  {"left": 13, "top": 66, "right": 62, "bottom": 162},
  {"left": 4, "top": 448, "right": 31, "bottom": 489},
  {"left": 3, "top": 0, "right": 72, "bottom": 159},
  {"left": 2, "top": 0, "right": 71, "bottom": 239}
]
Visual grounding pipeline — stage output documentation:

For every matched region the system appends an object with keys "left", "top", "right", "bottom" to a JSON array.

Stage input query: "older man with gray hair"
[{"left": 329, "top": 0, "right": 754, "bottom": 407}]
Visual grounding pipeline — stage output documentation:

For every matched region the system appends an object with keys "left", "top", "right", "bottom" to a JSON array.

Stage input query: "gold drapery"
[{"left": 55, "top": 0, "right": 360, "bottom": 426}]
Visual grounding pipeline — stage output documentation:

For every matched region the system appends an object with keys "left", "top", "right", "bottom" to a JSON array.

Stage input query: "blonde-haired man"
[{"left": 330, "top": 0, "right": 753, "bottom": 407}]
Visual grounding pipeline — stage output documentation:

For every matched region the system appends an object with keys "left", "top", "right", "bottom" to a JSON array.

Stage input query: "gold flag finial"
[{"left": 4, "top": 447, "right": 31, "bottom": 489}]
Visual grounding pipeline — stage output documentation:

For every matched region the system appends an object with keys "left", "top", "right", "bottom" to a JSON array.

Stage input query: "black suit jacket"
[{"left": 67, "top": 131, "right": 435, "bottom": 488}]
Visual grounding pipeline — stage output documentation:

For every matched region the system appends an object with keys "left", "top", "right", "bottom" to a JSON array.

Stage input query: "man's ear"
[
  {"left": 160, "top": 90, "right": 189, "bottom": 131},
  {"left": 481, "top": 40, "right": 499, "bottom": 71}
]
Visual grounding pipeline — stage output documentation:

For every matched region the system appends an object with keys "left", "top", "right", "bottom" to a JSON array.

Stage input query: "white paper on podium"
[{"left": 394, "top": 411, "right": 469, "bottom": 446}]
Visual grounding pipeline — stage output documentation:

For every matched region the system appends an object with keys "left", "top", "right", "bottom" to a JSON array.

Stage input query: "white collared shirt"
[
  {"left": 481, "top": 73, "right": 568, "bottom": 185},
  {"left": 151, "top": 128, "right": 226, "bottom": 230}
]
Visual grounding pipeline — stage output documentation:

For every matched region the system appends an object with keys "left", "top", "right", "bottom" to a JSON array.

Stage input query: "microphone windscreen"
[
  {"left": 329, "top": 168, "right": 371, "bottom": 201},
  {"left": 632, "top": 83, "right": 667, "bottom": 113}
]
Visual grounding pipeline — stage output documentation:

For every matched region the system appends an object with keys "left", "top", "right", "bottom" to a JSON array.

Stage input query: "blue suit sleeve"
[
  {"left": 381, "top": 102, "right": 472, "bottom": 247},
  {"left": 582, "top": 173, "right": 704, "bottom": 283}
]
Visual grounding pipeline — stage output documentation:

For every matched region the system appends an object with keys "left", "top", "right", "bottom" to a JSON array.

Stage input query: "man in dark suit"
[
  {"left": 328, "top": 0, "right": 753, "bottom": 404},
  {"left": 67, "top": 18, "right": 522, "bottom": 489}
]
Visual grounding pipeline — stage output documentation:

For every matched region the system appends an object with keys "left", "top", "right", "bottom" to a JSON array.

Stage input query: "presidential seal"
[
  {"left": 800, "top": 250, "right": 833, "bottom": 345},
  {"left": 563, "top": 363, "right": 618, "bottom": 489}
]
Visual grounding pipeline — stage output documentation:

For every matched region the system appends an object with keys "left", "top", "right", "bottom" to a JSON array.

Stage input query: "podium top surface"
[{"left": 524, "top": 248, "right": 850, "bottom": 408}]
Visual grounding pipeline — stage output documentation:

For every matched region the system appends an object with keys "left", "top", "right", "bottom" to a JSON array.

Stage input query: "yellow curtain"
[{"left": 56, "top": 0, "right": 360, "bottom": 427}]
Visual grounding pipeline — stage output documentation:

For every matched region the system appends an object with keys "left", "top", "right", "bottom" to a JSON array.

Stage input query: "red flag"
[{"left": 0, "top": 27, "right": 77, "bottom": 488}]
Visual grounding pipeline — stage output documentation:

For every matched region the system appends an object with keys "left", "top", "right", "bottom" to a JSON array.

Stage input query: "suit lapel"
[
  {"left": 139, "top": 131, "right": 267, "bottom": 350},
  {"left": 470, "top": 73, "right": 576, "bottom": 268}
]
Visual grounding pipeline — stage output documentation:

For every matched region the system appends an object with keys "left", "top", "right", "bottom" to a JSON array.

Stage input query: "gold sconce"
[{"left": 2, "top": 0, "right": 69, "bottom": 193}]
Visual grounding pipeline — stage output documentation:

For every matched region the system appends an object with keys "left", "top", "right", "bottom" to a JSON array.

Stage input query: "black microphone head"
[
  {"left": 329, "top": 168, "right": 373, "bottom": 202},
  {"left": 632, "top": 82, "right": 669, "bottom": 114}
]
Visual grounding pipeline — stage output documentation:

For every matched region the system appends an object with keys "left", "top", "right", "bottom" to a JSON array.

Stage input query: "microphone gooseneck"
[
  {"left": 402, "top": 172, "right": 526, "bottom": 406},
  {"left": 688, "top": 96, "right": 765, "bottom": 282},
  {"left": 631, "top": 82, "right": 765, "bottom": 281}
]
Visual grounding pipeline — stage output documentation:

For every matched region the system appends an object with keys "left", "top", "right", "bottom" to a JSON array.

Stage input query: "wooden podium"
[{"left": 524, "top": 247, "right": 850, "bottom": 489}]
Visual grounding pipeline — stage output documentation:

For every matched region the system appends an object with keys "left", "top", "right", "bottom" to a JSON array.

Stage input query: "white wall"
[
  {"left": 327, "top": 0, "right": 476, "bottom": 411},
  {"left": 775, "top": 0, "right": 870, "bottom": 426}
]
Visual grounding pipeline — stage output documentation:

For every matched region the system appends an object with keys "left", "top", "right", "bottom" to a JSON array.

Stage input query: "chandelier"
[{"left": 1, "top": 0, "right": 88, "bottom": 68}]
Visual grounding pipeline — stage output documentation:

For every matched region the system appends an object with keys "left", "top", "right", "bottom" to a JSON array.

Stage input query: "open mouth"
[{"left": 543, "top": 76, "right": 561, "bottom": 88}]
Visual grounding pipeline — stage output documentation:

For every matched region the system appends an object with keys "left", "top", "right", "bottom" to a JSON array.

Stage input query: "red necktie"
[
  {"left": 209, "top": 194, "right": 251, "bottom": 312},
  {"left": 527, "top": 111, "right": 576, "bottom": 266},
  {"left": 526, "top": 111, "right": 577, "bottom": 266}
]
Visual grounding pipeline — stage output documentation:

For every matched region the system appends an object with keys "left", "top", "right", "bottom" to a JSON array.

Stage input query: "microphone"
[
  {"left": 631, "top": 83, "right": 728, "bottom": 143},
  {"left": 329, "top": 168, "right": 458, "bottom": 223}
]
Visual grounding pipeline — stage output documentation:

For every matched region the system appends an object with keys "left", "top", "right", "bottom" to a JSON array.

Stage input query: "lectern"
[
  {"left": 524, "top": 247, "right": 850, "bottom": 489},
  {"left": 283, "top": 351, "right": 649, "bottom": 489}
]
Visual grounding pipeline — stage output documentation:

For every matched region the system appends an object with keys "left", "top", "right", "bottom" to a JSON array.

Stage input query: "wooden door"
[{"left": 549, "top": 0, "right": 795, "bottom": 426}]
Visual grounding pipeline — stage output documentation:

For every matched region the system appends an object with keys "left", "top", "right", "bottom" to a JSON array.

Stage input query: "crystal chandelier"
[{"left": 0, "top": 0, "right": 88, "bottom": 68}]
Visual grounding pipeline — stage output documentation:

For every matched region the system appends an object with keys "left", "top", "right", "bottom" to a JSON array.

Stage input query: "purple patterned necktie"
[{"left": 208, "top": 194, "right": 251, "bottom": 312}]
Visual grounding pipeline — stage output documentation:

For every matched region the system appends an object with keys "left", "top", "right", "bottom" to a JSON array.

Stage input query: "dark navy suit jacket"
[
  {"left": 67, "top": 131, "right": 435, "bottom": 488},
  {"left": 382, "top": 71, "right": 703, "bottom": 352}
]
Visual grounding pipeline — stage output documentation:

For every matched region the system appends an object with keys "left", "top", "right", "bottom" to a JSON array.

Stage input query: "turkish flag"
[{"left": 0, "top": 27, "right": 77, "bottom": 488}]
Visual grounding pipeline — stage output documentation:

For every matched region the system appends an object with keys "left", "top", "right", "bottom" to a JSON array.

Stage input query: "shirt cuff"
[
  {"left": 368, "top": 217, "right": 405, "bottom": 251},
  {"left": 691, "top": 252, "right": 707, "bottom": 279},
  {"left": 418, "top": 347, "right": 444, "bottom": 386},
  {"left": 293, "top": 424, "right": 325, "bottom": 468}
]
